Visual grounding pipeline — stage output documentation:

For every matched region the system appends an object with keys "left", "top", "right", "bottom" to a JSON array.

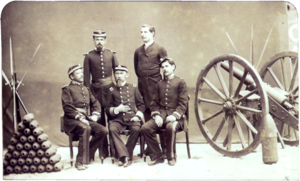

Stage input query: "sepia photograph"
[{"left": 1, "top": 1, "right": 299, "bottom": 180}]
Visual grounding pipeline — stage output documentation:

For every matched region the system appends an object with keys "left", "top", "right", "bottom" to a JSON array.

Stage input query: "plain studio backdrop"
[{"left": 1, "top": 1, "right": 295, "bottom": 148}]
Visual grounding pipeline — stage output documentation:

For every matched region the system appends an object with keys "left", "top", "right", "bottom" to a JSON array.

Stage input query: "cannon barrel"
[{"left": 220, "top": 62, "right": 289, "bottom": 105}]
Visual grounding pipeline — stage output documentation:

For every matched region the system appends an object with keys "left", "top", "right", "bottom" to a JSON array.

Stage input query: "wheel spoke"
[
  {"left": 198, "top": 98, "right": 224, "bottom": 105},
  {"left": 292, "top": 86, "right": 298, "bottom": 95},
  {"left": 267, "top": 67, "right": 285, "bottom": 90},
  {"left": 248, "top": 127, "right": 253, "bottom": 145},
  {"left": 236, "top": 110, "right": 258, "bottom": 134},
  {"left": 236, "top": 88, "right": 258, "bottom": 103},
  {"left": 289, "top": 58, "right": 298, "bottom": 91},
  {"left": 203, "top": 77, "right": 226, "bottom": 100},
  {"left": 222, "top": 120, "right": 236, "bottom": 147},
  {"left": 236, "top": 105, "right": 262, "bottom": 113},
  {"left": 202, "top": 109, "right": 224, "bottom": 124},
  {"left": 227, "top": 115, "right": 234, "bottom": 151},
  {"left": 214, "top": 64, "right": 229, "bottom": 97},
  {"left": 229, "top": 60, "right": 234, "bottom": 97},
  {"left": 212, "top": 115, "right": 227, "bottom": 141},
  {"left": 234, "top": 69, "right": 248, "bottom": 98},
  {"left": 281, "top": 58, "right": 288, "bottom": 91},
  {"left": 233, "top": 114, "right": 246, "bottom": 149}
]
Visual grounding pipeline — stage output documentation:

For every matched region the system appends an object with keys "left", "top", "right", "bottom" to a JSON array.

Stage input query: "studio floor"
[{"left": 3, "top": 143, "right": 299, "bottom": 180}]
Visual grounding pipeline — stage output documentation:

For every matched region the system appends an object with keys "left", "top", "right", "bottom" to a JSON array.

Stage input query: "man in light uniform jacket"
[
  {"left": 62, "top": 64, "right": 108, "bottom": 170},
  {"left": 106, "top": 65, "right": 145, "bottom": 167},
  {"left": 141, "top": 58, "right": 188, "bottom": 166},
  {"left": 83, "top": 30, "right": 119, "bottom": 159}
]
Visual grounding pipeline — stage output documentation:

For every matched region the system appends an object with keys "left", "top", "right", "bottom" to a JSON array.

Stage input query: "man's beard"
[{"left": 116, "top": 79, "right": 123, "bottom": 87}]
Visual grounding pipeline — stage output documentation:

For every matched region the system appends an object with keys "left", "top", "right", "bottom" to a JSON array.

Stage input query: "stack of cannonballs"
[{"left": 3, "top": 113, "right": 63, "bottom": 175}]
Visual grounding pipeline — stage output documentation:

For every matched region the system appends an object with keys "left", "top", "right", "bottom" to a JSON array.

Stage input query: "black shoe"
[
  {"left": 148, "top": 156, "right": 164, "bottom": 166},
  {"left": 75, "top": 162, "right": 86, "bottom": 170},
  {"left": 168, "top": 158, "right": 176, "bottom": 166}
]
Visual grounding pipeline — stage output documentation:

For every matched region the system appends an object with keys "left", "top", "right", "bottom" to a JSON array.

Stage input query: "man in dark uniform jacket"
[
  {"left": 106, "top": 65, "right": 145, "bottom": 167},
  {"left": 141, "top": 58, "right": 188, "bottom": 166},
  {"left": 62, "top": 64, "right": 108, "bottom": 170},
  {"left": 83, "top": 30, "right": 119, "bottom": 159},
  {"left": 134, "top": 24, "right": 168, "bottom": 156}
]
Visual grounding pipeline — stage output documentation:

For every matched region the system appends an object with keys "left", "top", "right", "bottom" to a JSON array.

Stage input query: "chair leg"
[
  {"left": 140, "top": 135, "right": 145, "bottom": 158},
  {"left": 69, "top": 134, "right": 74, "bottom": 167},
  {"left": 185, "top": 131, "right": 191, "bottom": 159},
  {"left": 108, "top": 131, "right": 115, "bottom": 164},
  {"left": 173, "top": 134, "right": 177, "bottom": 162}
]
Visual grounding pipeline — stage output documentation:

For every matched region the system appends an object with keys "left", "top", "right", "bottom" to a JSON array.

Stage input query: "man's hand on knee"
[
  {"left": 166, "top": 115, "right": 176, "bottom": 122},
  {"left": 154, "top": 115, "right": 163, "bottom": 127},
  {"left": 81, "top": 119, "right": 90, "bottom": 126},
  {"left": 130, "top": 116, "right": 140, "bottom": 122},
  {"left": 89, "top": 115, "right": 98, "bottom": 122}
]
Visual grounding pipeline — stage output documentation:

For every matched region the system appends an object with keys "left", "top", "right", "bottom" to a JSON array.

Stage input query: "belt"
[
  {"left": 76, "top": 108, "right": 87, "bottom": 114},
  {"left": 92, "top": 76, "right": 112, "bottom": 85}
]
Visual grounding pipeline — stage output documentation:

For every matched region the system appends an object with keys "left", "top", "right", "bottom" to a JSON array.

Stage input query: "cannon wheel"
[
  {"left": 260, "top": 51, "right": 299, "bottom": 146},
  {"left": 195, "top": 54, "right": 269, "bottom": 157}
]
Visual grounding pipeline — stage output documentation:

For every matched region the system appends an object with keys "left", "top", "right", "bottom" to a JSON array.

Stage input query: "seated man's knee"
[
  {"left": 77, "top": 123, "right": 91, "bottom": 133},
  {"left": 166, "top": 122, "right": 174, "bottom": 131},
  {"left": 109, "top": 125, "right": 119, "bottom": 133}
]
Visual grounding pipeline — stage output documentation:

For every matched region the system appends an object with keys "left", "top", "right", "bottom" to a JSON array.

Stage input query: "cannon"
[{"left": 194, "top": 51, "right": 298, "bottom": 159}]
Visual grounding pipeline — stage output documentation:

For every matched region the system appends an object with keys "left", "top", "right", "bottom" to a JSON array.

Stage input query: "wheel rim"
[
  {"left": 195, "top": 54, "right": 269, "bottom": 157},
  {"left": 260, "top": 51, "right": 299, "bottom": 146}
]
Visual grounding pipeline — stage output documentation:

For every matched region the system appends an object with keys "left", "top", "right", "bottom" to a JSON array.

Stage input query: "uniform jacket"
[
  {"left": 62, "top": 81, "right": 101, "bottom": 134},
  {"left": 134, "top": 42, "right": 167, "bottom": 108},
  {"left": 150, "top": 75, "right": 188, "bottom": 130},
  {"left": 83, "top": 48, "right": 119, "bottom": 87},
  {"left": 106, "top": 82, "right": 145, "bottom": 126}
]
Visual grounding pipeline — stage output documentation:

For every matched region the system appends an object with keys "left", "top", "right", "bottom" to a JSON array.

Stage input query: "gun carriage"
[{"left": 194, "top": 51, "right": 298, "bottom": 158}]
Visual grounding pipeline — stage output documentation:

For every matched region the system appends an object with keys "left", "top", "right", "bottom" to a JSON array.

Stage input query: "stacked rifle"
[{"left": 3, "top": 113, "right": 63, "bottom": 174}]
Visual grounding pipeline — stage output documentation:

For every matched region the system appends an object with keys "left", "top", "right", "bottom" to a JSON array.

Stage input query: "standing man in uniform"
[
  {"left": 62, "top": 64, "right": 108, "bottom": 170},
  {"left": 134, "top": 24, "right": 168, "bottom": 156},
  {"left": 106, "top": 65, "right": 145, "bottom": 167},
  {"left": 84, "top": 30, "right": 119, "bottom": 160},
  {"left": 141, "top": 58, "right": 188, "bottom": 166}
]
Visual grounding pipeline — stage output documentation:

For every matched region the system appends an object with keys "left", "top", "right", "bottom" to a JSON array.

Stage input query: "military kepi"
[
  {"left": 159, "top": 57, "right": 173, "bottom": 65},
  {"left": 68, "top": 64, "right": 82, "bottom": 76},
  {"left": 114, "top": 65, "right": 128, "bottom": 72},
  {"left": 93, "top": 30, "right": 106, "bottom": 37}
]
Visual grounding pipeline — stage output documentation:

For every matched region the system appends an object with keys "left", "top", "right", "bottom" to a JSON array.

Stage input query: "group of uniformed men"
[{"left": 61, "top": 24, "right": 188, "bottom": 170}]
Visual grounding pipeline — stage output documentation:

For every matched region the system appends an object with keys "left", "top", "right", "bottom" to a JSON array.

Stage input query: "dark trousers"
[
  {"left": 91, "top": 83, "right": 111, "bottom": 158},
  {"left": 109, "top": 121, "right": 141, "bottom": 161},
  {"left": 141, "top": 119, "right": 180, "bottom": 160},
  {"left": 97, "top": 106, "right": 109, "bottom": 158},
  {"left": 143, "top": 108, "right": 166, "bottom": 155},
  {"left": 71, "top": 121, "right": 108, "bottom": 164}
]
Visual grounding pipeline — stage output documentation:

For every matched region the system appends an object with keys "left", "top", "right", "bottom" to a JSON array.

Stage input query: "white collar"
[{"left": 144, "top": 40, "right": 154, "bottom": 48}]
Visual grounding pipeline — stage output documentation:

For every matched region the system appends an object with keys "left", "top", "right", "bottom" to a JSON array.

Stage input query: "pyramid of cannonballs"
[{"left": 3, "top": 113, "right": 63, "bottom": 175}]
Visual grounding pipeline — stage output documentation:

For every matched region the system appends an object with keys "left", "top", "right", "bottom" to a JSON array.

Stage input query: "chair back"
[{"left": 60, "top": 116, "right": 65, "bottom": 133}]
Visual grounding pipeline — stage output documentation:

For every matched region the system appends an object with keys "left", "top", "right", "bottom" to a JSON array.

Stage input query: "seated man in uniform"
[
  {"left": 141, "top": 58, "right": 188, "bottom": 166},
  {"left": 61, "top": 64, "right": 108, "bottom": 170},
  {"left": 106, "top": 65, "right": 145, "bottom": 167}
]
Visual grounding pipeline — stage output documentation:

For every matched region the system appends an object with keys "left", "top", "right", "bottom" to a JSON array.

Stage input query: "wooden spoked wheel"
[
  {"left": 195, "top": 54, "right": 269, "bottom": 157},
  {"left": 260, "top": 51, "right": 299, "bottom": 146}
]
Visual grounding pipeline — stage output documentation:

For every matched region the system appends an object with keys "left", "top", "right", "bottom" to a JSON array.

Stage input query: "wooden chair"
[
  {"left": 108, "top": 118, "right": 145, "bottom": 164},
  {"left": 60, "top": 116, "right": 103, "bottom": 166},
  {"left": 143, "top": 95, "right": 191, "bottom": 162}
]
